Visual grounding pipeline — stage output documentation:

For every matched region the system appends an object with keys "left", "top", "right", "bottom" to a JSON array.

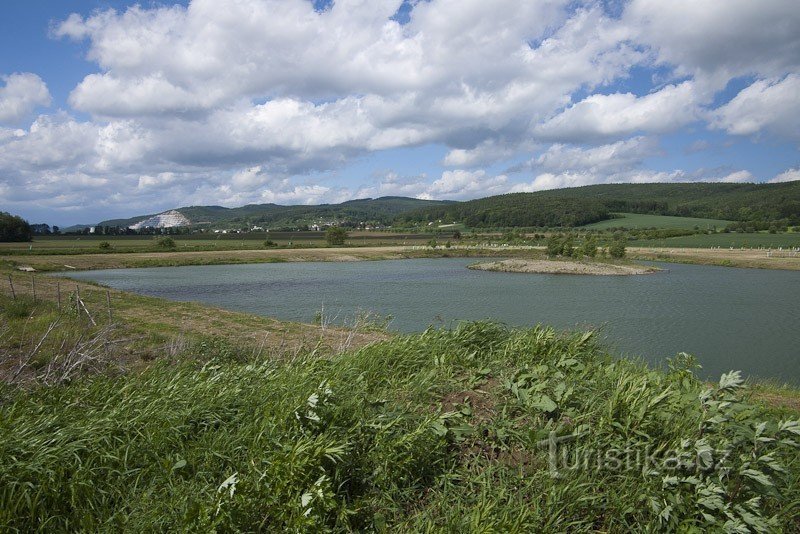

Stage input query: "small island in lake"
[{"left": 468, "top": 258, "right": 660, "bottom": 276}]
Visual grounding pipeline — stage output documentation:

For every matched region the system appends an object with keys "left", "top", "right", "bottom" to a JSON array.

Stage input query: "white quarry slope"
[{"left": 128, "top": 210, "right": 191, "bottom": 230}]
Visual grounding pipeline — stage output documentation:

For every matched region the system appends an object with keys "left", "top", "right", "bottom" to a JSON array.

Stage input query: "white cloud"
[
  {"left": 711, "top": 75, "right": 800, "bottom": 141},
  {"left": 718, "top": 170, "right": 753, "bottom": 183},
  {"left": 535, "top": 82, "right": 700, "bottom": 141},
  {"left": 2, "top": 0, "right": 797, "bottom": 224},
  {"left": 357, "top": 169, "right": 510, "bottom": 201},
  {"left": 769, "top": 168, "right": 800, "bottom": 183},
  {"left": 625, "top": 0, "right": 800, "bottom": 87},
  {"left": 532, "top": 136, "right": 660, "bottom": 174},
  {"left": 0, "top": 73, "right": 51, "bottom": 124}
]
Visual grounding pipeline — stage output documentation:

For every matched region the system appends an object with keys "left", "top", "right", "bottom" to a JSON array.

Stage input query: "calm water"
[{"left": 65, "top": 259, "right": 800, "bottom": 383}]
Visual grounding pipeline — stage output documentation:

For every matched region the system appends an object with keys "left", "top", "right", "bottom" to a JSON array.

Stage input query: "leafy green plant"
[
  {"left": 0, "top": 323, "right": 797, "bottom": 531},
  {"left": 155, "top": 236, "right": 177, "bottom": 249}
]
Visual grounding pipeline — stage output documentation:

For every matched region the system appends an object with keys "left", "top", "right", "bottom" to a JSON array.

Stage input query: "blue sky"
[{"left": 0, "top": 0, "right": 798, "bottom": 226}]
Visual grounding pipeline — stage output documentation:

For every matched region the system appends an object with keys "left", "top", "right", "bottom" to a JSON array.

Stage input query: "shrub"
[
  {"left": 98, "top": 241, "right": 111, "bottom": 250},
  {"left": 546, "top": 234, "right": 561, "bottom": 257},
  {"left": 609, "top": 238, "right": 626, "bottom": 258},
  {"left": 155, "top": 236, "right": 176, "bottom": 250},
  {"left": 325, "top": 226, "right": 348, "bottom": 246}
]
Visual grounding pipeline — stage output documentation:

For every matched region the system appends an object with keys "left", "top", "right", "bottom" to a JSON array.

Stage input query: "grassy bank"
[
  {"left": 0, "top": 245, "right": 542, "bottom": 272},
  {"left": 1, "top": 322, "right": 798, "bottom": 531},
  {"left": 0, "top": 269, "right": 383, "bottom": 385}
]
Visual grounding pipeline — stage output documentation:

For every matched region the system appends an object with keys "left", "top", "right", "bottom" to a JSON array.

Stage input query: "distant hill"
[
  {"left": 397, "top": 182, "right": 800, "bottom": 228},
  {"left": 395, "top": 194, "right": 610, "bottom": 228},
  {"left": 89, "top": 182, "right": 800, "bottom": 231},
  {"left": 95, "top": 197, "right": 454, "bottom": 229}
]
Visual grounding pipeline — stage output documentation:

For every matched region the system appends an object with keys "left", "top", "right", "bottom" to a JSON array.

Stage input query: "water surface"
[{"left": 66, "top": 258, "right": 800, "bottom": 383}]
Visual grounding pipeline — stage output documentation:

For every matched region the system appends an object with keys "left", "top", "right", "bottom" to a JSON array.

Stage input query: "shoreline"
[
  {"left": 1, "top": 243, "right": 798, "bottom": 273},
  {"left": 468, "top": 258, "right": 660, "bottom": 276},
  {"left": 0, "top": 262, "right": 796, "bottom": 410}
]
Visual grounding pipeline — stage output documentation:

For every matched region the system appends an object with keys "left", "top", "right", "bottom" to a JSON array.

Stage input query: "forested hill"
[
  {"left": 396, "top": 181, "right": 800, "bottom": 228},
  {"left": 395, "top": 194, "right": 611, "bottom": 228},
  {"left": 90, "top": 182, "right": 800, "bottom": 230},
  {"left": 95, "top": 197, "right": 454, "bottom": 229}
]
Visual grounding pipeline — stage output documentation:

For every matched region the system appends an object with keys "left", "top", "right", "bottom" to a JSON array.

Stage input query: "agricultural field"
[
  {"left": 631, "top": 232, "right": 800, "bottom": 249},
  {"left": 583, "top": 212, "right": 732, "bottom": 230},
  {"left": 0, "top": 232, "right": 440, "bottom": 255}
]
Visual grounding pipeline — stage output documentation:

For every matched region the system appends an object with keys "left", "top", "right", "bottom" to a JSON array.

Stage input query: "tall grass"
[{"left": 0, "top": 322, "right": 797, "bottom": 531}]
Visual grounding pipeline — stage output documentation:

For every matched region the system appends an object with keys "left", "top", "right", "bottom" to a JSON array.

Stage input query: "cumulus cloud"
[
  {"left": 357, "top": 169, "right": 510, "bottom": 201},
  {"left": 711, "top": 75, "right": 800, "bottom": 141},
  {"left": 769, "top": 168, "right": 800, "bottom": 183},
  {"left": 511, "top": 168, "right": 754, "bottom": 193},
  {"left": 0, "top": 73, "right": 51, "bottom": 124},
  {"left": 625, "top": 0, "right": 800, "bottom": 87},
  {"left": 535, "top": 82, "right": 701, "bottom": 141},
  {"left": 506, "top": 137, "right": 753, "bottom": 192},
  {"left": 1, "top": 0, "right": 797, "bottom": 224}
]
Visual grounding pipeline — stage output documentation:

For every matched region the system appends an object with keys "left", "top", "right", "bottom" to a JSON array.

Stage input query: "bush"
[
  {"left": 325, "top": 227, "right": 348, "bottom": 246},
  {"left": 98, "top": 241, "right": 111, "bottom": 250},
  {"left": 609, "top": 238, "right": 626, "bottom": 258},
  {"left": 581, "top": 236, "right": 597, "bottom": 258},
  {"left": 155, "top": 236, "right": 176, "bottom": 250},
  {"left": 546, "top": 234, "right": 561, "bottom": 257},
  {"left": 263, "top": 240, "right": 277, "bottom": 248}
]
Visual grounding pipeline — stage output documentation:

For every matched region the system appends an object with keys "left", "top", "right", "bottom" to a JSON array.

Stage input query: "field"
[
  {"left": 631, "top": 232, "right": 800, "bottom": 249},
  {"left": 0, "top": 245, "right": 529, "bottom": 272},
  {"left": 583, "top": 213, "right": 732, "bottom": 230},
  {"left": 0, "top": 232, "right": 441, "bottom": 255}
]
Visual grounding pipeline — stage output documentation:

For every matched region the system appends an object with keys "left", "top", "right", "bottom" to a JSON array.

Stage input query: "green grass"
[
  {"left": 632, "top": 232, "right": 800, "bottom": 249},
  {"left": 1, "top": 322, "right": 798, "bottom": 531},
  {"left": 583, "top": 213, "right": 732, "bottom": 230},
  {"left": 0, "top": 233, "right": 439, "bottom": 255}
]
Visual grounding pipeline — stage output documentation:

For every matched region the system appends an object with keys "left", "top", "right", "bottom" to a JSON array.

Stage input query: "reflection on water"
[{"left": 65, "top": 258, "right": 800, "bottom": 383}]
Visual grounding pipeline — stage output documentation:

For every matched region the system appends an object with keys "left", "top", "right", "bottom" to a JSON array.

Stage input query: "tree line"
[{"left": 0, "top": 212, "right": 32, "bottom": 242}]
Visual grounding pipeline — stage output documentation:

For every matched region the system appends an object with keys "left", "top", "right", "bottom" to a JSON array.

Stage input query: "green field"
[
  {"left": 0, "top": 232, "right": 440, "bottom": 255},
  {"left": 583, "top": 213, "right": 732, "bottom": 230},
  {"left": 632, "top": 232, "right": 800, "bottom": 249}
]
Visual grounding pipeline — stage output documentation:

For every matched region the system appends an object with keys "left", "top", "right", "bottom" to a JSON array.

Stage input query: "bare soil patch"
[{"left": 468, "top": 258, "right": 659, "bottom": 276}]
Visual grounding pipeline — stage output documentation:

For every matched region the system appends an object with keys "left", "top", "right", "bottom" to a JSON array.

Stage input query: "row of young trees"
[{"left": 546, "top": 234, "right": 626, "bottom": 259}]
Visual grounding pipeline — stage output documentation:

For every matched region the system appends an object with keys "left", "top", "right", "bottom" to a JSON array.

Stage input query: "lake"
[{"left": 64, "top": 258, "right": 800, "bottom": 383}]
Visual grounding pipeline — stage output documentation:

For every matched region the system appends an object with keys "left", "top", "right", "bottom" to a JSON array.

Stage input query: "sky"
[{"left": 0, "top": 0, "right": 799, "bottom": 226}]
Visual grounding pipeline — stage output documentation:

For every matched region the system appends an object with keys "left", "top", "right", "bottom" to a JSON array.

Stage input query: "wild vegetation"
[
  {"left": 0, "top": 319, "right": 797, "bottom": 531},
  {"left": 0, "top": 212, "right": 32, "bottom": 243}
]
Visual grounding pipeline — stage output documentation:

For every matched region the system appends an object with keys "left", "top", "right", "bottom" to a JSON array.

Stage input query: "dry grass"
[
  {"left": 0, "top": 246, "right": 418, "bottom": 272},
  {"left": 0, "top": 269, "right": 386, "bottom": 384},
  {"left": 631, "top": 246, "right": 800, "bottom": 270}
]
